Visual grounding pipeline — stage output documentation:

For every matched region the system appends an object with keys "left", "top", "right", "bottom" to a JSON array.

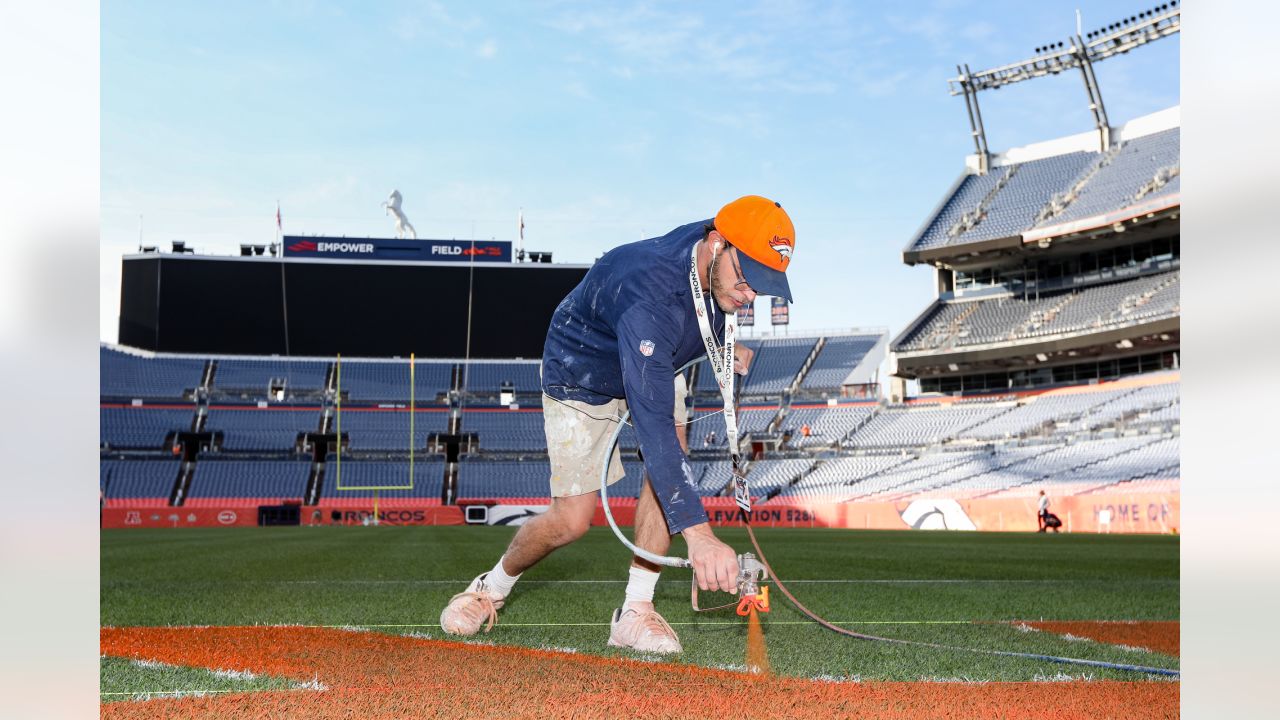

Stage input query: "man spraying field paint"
[{"left": 440, "top": 196, "right": 796, "bottom": 653}]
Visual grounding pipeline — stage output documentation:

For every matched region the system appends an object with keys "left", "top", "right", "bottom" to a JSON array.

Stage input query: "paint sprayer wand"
[{"left": 597, "top": 361, "right": 768, "bottom": 614}]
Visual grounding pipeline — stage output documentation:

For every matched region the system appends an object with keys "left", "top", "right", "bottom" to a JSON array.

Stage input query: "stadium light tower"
[{"left": 950, "top": 3, "right": 1180, "bottom": 173}]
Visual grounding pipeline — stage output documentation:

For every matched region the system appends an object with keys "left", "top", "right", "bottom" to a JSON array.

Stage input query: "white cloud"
[
  {"left": 690, "top": 108, "right": 771, "bottom": 139},
  {"left": 535, "top": 2, "right": 885, "bottom": 96},
  {"left": 961, "top": 21, "right": 997, "bottom": 43},
  {"left": 563, "top": 80, "right": 592, "bottom": 99},
  {"left": 852, "top": 69, "right": 912, "bottom": 98},
  {"left": 477, "top": 39, "right": 497, "bottom": 59},
  {"left": 613, "top": 132, "right": 652, "bottom": 160},
  {"left": 393, "top": 0, "right": 482, "bottom": 45},
  {"left": 393, "top": 13, "right": 425, "bottom": 41}
]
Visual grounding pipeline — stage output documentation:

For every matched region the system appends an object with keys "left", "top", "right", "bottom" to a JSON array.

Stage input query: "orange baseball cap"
[{"left": 714, "top": 195, "right": 796, "bottom": 303}]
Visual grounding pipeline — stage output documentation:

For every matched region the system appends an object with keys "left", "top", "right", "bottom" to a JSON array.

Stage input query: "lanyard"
[{"left": 688, "top": 242, "right": 751, "bottom": 513}]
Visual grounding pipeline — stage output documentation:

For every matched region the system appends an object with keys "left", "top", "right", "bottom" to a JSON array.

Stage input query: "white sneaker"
[
  {"left": 607, "top": 601, "right": 682, "bottom": 654},
  {"left": 439, "top": 573, "right": 505, "bottom": 636}
]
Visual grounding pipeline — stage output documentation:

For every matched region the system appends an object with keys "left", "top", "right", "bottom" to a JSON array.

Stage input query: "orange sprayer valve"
[{"left": 736, "top": 586, "right": 770, "bottom": 616}]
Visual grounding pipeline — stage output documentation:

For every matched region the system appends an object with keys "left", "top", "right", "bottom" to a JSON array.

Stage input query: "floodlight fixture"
[{"left": 948, "top": 4, "right": 1179, "bottom": 169}]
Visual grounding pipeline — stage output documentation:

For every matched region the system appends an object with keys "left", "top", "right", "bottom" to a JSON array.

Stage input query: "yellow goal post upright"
[{"left": 334, "top": 353, "right": 417, "bottom": 519}]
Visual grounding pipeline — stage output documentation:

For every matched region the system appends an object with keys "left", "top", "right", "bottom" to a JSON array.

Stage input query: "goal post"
[{"left": 333, "top": 352, "right": 416, "bottom": 492}]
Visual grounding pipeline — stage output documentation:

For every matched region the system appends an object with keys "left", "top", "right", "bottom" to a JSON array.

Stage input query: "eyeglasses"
[{"left": 726, "top": 246, "right": 751, "bottom": 292}]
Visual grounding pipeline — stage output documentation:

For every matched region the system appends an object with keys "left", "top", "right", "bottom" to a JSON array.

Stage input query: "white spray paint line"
[
  {"left": 151, "top": 619, "right": 1166, "bottom": 630},
  {"left": 102, "top": 689, "right": 233, "bottom": 700},
  {"left": 313, "top": 620, "right": 974, "bottom": 629},
  {"left": 1031, "top": 671, "right": 1097, "bottom": 682},
  {"left": 106, "top": 578, "right": 1177, "bottom": 585},
  {"left": 914, "top": 676, "right": 989, "bottom": 684},
  {"left": 1113, "top": 643, "right": 1153, "bottom": 654},
  {"left": 103, "top": 684, "right": 326, "bottom": 701},
  {"left": 295, "top": 678, "right": 328, "bottom": 691},
  {"left": 107, "top": 657, "right": 326, "bottom": 699},
  {"left": 813, "top": 674, "right": 863, "bottom": 683},
  {"left": 209, "top": 668, "right": 260, "bottom": 681}
]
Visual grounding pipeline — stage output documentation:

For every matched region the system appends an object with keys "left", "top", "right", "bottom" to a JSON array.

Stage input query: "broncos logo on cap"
[{"left": 769, "top": 235, "right": 793, "bottom": 263}]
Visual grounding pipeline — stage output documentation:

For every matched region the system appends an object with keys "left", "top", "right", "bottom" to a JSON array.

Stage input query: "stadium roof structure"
[
  {"left": 891, "top": 312, "right": 1179, "bottom": 382},
  {"left": 902, "top": 107, "right": 1180, "bottom": 270}
]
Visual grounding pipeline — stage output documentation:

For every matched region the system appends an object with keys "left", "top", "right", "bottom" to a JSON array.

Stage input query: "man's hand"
[
  {"left": 682, "top": 523, "right": 739, "bottom": 594},
  {"left": 733, "top": 344, "right": 754, "bottom": 375}
]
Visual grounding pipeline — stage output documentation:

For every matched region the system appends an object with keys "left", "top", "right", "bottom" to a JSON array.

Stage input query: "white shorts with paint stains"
[{"left": 542, "top": 375, "right": 689, "bottom": 498}]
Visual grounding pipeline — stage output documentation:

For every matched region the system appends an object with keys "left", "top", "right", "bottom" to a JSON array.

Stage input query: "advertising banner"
[
  {"left": 102, "top": 493, "right": 1177, "bottom": 533},
  {"left": 313, "top": 506, "right": 465, "bottom": 526},
  {"left": 770, "top": 296, "right": 789, "bottom": 326},
  {"left": 738, "top": 299, "right": 755, "bottom": 326},
  {"left": 694, "top": 493, "right": 1178, "bottom": 534},
  {"left": 283, "top": 236, "right": 512, "bottom": 263},
  {"left": 102, "top": 506, "right": 258, "bottom": 528},
  {"left": 102, "top": 504, "right": 464, "bottom": 528}
]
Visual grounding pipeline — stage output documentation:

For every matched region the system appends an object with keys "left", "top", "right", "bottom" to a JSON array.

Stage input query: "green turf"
[
  {"left": 101, "top": 526, "right": 1179, "bottom": 681},
  {"left": 100, "top": 655, "right": 306, "bottom": 702}
]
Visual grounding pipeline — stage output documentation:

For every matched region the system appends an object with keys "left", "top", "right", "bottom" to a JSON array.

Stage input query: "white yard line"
[
  {"left": 106, "top": 577, "right": 1175, "bottom": 585},
  {"left": 310, "top": 620, "right": 974, "bottom": 628},
  {"left": 103, "top": 658, "right": 326, "bottom": 701},
  {"left": 102, "top": 685, "right": 326, "bottom": 701}
]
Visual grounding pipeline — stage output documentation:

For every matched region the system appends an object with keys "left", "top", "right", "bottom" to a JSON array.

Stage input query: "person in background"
[{"left": 1038, "top": 490, "right": 1050, "bottom": 533}]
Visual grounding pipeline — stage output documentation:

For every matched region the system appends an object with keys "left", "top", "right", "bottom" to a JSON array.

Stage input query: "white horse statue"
[{"left": 381, "top": 190, "right": 417, "bottom": 239}]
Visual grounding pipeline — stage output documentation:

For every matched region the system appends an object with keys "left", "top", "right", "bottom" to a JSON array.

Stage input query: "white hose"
[{"left": 598, "top": 359, "right": 703, "bottom": 569}]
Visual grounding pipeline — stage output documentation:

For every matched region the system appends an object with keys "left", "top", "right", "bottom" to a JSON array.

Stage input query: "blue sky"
[{"left": 101, "top": 0, "right": 1179, "bottom": 347}]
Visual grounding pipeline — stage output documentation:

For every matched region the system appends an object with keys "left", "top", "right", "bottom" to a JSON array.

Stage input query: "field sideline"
[{"left": 101, "top": 526, "right": 1179, "bottom": 717}]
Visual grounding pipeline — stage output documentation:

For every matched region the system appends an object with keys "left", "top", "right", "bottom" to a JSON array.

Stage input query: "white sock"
[
  {"left": 485, "top": 556, "right": 521, "bottom": 599},
  {"left": 624, "top": 566, "right": 661, "bottom": 605}
]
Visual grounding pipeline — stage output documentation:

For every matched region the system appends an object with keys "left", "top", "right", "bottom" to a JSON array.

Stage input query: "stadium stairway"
[
  {"left": 841, "top": 400, "right": 1014, "bottom": 452},
  {"left": 1034, "top": 141, "right": 1123, "bottom": 226},
  {"left": 949, "top": 164, "right": 1017, "bottom": 238},
  {"left": 760, "top": 456, "right": 829, "bottom": 501},
  {"left": 1062, "top": 387, "right": 1146, "bottom": 433},
  {"left": 768, "top": 452, "right": 919, "bottom": 501},
  {"left": 846, "top": 450, "right": 984, "bottom": 502},
  {"left": 870, "top": 445, "right": 1064, "bottom": 502},
  {"left": 929, "top": 303, "right": 982, "bottom": 352},
  {"left": 1013, "top": 292, "right": 1080, "bottom": 339},
  {"left": 781, "top": 401, "right": 882, "bottom": 451},
  {"left": 304, "top": 460, "right": 324, "bottom": 505},
  {"left": 972, "top": 435, "right": 1170, "bottom": 500},
  {"left": 786, "top": 337, "right": 826, "bottom": 396},
  {"left": 169, "top": 462, "right": 194, "bottom": 505}
]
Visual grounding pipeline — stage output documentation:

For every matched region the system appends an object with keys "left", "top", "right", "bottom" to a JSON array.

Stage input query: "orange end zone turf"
[
  {"left": 101, "top": 626, "right": 1177, "bottom": 720},
  {"left": 1021, "top": 621, "right": 1180, "bottom": 657}
]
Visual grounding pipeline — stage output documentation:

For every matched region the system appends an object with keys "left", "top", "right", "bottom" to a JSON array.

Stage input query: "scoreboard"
[{"left": 118, "top": 254, "right": 588, "bottom": 358}]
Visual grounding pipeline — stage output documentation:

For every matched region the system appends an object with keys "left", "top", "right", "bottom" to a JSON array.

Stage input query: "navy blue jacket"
[{"left": 542, "top": 220, "right": 722, "bottom": 533}]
